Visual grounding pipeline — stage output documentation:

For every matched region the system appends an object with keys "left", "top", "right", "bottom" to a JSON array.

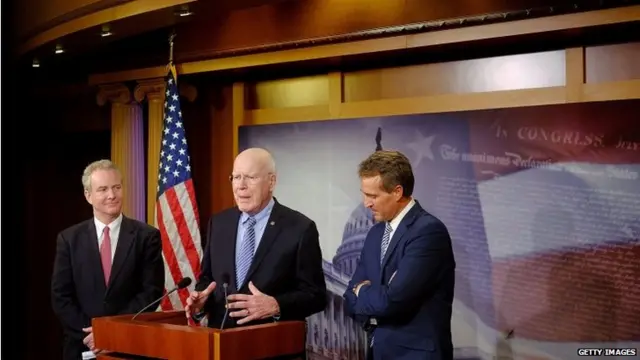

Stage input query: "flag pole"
[
  {"left": 167, "top": 30, "right": 177, "bottom": 82},
  {"left": 168, "top": 31, "right": 176, "bottom": 65}
]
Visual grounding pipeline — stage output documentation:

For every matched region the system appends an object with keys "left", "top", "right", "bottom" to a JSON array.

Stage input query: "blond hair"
[{"left": 82, "top": 159, "right": 122, "bottom": 191}]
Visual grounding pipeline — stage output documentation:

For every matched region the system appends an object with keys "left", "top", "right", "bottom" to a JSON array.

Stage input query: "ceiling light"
[
  {"left": 101, "top": 24, "right": 113, "bottom": 37},
  {"left": 55, "top": 44, "right": 64, "bottom": 54},
  {"left": 32, "top": 58, "right": 40, "bottom": 68},
  {"left": 177, "top": 5, "right": 193, "bottom": 17}
]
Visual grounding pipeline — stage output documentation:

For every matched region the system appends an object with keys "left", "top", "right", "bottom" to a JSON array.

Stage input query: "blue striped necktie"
[
  {"left": 380, "top": 222, "right": 392, "bottom": 264},
  {"left": 236, "top": 216, "right": 257, "bottom": 288}
]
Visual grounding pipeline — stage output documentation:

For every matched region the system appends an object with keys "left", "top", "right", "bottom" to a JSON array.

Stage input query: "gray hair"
[{"left": 82, "top": 159, "right": 121, "bottom": 191}]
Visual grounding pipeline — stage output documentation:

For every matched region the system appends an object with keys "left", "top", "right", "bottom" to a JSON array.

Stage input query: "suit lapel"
[
  {"left": 85, "top": 221, "right": 107, "bottom": 294},
  {"left": 380, "top": 202, "right": 422, "bottom": 270},
  {"left": 106, "top": 216, "right": 136, "bottom": 294},
  {"left": 221, "top": 210, "right": 241, "bottom": 292},
  {"left": 243, "top": 202, "right": 284, "bottom": 288}
]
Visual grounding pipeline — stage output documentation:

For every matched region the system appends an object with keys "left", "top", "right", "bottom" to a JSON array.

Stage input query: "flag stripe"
[
  {"left": 185, "top": 178, "right": 201, "bottom": 229},
  {"left": 158, "top": 193, "right": 192, "bottom": 307},
  {"left": 156, "top": 200, "right": 187, "bottom": 309},
  {"left": 164, "top": 181, "right": 202, "bottom": 274}
]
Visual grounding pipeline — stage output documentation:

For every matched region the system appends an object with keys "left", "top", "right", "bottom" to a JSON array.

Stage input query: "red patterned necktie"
[{"left": 100, "top": 226, "right": 112, "bottom": 285}]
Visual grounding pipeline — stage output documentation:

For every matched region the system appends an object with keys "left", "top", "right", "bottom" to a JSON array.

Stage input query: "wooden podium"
[{"left": 92, "top": 311, "right": 306, "bottom": 360}]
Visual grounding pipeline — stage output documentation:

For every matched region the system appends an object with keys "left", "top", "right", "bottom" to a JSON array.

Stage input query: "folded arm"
[
  {"left": 343, "top": 247, "right": 370, "bottom": 324},
  {"left": 273, "top": 222, "right": 327, "bottom": 319},
  {"left": 51, "top": 234, "right": 89, "bottom": 341},
  {"left": 122, "top": 229, "right": 165, "bottom": 314},
  {"left": 353, "top": 223, "right": 451, "bottom": 318}
]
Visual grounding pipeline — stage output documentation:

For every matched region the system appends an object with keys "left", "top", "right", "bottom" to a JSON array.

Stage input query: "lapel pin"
[{"left": 270, "top": 221, "right": 275, "bottom": 226}]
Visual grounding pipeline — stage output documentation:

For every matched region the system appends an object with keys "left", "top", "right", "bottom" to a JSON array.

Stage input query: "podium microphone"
[
  {"left": 219, "top": 273, "right": 231, "bottom": 330},
  {"left": 191, "top": 273, "right": 231, "bottom": 326},
  {"left": 132, "top": 277, "right": 192, "bottom": 320}
]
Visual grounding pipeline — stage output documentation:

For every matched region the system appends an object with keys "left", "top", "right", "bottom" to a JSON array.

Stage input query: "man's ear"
[
  {"left": 269, "top": 174, "right": 277, "bottom": 191},
  {"left": 84, "top": 190, "right": 92, "bottom": 205},
  {"left": 393, "top": 185, "right": 403, "bottom": 201}
]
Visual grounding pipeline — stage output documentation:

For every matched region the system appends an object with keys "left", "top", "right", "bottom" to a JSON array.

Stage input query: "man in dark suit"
[
  {"left": 344, "top": 150, "right": 456, "bottom": 360},
  {"left": 185, "top": 148, "right": 327, "bottom": 332},
  {"left": 51, "top": 159, "right": 165, "bottom": 360}
]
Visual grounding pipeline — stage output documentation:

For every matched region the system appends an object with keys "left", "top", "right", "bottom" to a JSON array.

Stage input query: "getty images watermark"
[{"left": 578, "top": 348, "right": 637, "bottom": 357}]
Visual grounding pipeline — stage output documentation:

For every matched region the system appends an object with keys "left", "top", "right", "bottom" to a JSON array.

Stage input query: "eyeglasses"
[{"left": 229, "top": 174, "right": 262, "bottom": 184}]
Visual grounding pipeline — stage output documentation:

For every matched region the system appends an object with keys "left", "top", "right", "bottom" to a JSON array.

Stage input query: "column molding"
[
  {"left": 97, "top": 83, "right": 146, "bottom": 222},
  {"left": 135, "top": 78, "right": 198, "bottom": 225}
]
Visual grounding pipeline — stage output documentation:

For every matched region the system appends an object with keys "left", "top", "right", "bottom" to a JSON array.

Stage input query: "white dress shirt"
[
  {"left": 94, "top": 213, "right": 123, "bottom": 261},
  {"left": 387, "top": 198, "right": 416, "bottom": 239}
]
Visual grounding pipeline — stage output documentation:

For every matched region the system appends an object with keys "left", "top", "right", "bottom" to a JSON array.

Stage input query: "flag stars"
[{"left": 156, "top": 73, "right": 196, "bottom": 195}]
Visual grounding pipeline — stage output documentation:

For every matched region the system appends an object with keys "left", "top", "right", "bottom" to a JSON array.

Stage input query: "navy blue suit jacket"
[{"left": 344, "top": 201, "right": 456, "bottom": 360}]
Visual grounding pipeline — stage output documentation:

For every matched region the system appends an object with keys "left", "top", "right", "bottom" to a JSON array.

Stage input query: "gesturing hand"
[
  {"left": 185, "top": 282, "right": 217, "bottom": 319},
  {"left": 227, "top": 282, "right": 280, "bottom": 325}
]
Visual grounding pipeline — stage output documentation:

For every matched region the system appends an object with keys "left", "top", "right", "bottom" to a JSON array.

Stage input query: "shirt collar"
[
  {"left": 241, "top": 198, "right": 275, "bottom": 224},
  {"left": 94, "top": 213, "right": 123, "bottom": 235},
  {"left": 388, "top": 198, "right": 415, "bottom": 231}
]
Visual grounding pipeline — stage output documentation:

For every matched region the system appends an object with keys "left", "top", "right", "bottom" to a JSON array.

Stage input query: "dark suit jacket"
[
  {"left": 344, "top": 201, "right": 456, "bottom": 360},
  {"left": 196, "top": 199, "right": 327, "bottom": 330},
  {"left": 51, "top": 216, "right": 165, "bottom": 360}
]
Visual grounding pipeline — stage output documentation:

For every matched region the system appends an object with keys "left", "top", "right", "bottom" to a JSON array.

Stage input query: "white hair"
[{"left": 82, "top": 159, "right": 121, "bottom": 191}]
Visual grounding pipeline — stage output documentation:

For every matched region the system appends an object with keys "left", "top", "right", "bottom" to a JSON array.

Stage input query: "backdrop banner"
[{"left": 239, "top": 100, "right": 640, "bottom": 360}]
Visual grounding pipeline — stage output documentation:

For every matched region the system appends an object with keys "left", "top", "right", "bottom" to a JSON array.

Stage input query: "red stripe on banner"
[
  {"left": 492, "top": 241, "right": 640, "bottom": 342},
  {"left": 160, "top": 289, "right": 172, "bottom": 311},
  {"left": 165, "top": 186, "right": 201, "bottom": 278},
  {"left": 162, "top": 191, "right": 190, "bottom": 308},
  {"left": 185, "top": 179, "right": 201, "bottom": 237},
  {"left": 156, "top": 199, "right": 186, "bottom": 309}
]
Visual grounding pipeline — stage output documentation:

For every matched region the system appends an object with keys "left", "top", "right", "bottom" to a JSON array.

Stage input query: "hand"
[
  {"left": 185, "top": 282, "right": 217, "bottom": 319},
  {"left": 353, "top": 280, "right": 371, "bottom": 297},
  {"left": 82, "top": 327, "right": 102, "bottom": 354},
  {"left": 227, "top": 282, "right": 280, "bottom": 325}
]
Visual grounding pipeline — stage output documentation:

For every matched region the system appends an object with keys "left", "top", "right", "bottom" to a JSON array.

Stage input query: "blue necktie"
[
  {"left": 380, "top": 222, "right": 392, "bottom": 264},
  {"left": 236, "top": 216, "right": 257, "bottom": 288}
]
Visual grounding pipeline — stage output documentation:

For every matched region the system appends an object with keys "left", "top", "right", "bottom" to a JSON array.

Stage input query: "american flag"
[{"left": 155, "top": 65, "right": 203, "bottom": 311}]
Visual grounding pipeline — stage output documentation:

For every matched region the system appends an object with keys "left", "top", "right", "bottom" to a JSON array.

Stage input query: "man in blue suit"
[{"left": 344, "top": 150, "right": 456, "bottom": 360}]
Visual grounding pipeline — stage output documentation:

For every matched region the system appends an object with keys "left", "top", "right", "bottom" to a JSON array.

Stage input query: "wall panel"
[
  {"left": 586, "top": 42, "right": 640, "bottom": 84},
  {"left": 247, "top": 75, "right": 330, "bottom": 109},
  {"left": 343, "top": 51, "right": 566, "bottom": 102}
]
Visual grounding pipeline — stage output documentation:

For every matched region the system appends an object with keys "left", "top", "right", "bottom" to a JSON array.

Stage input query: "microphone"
[
  {"left": 220, "top": 272, "right": 231, "bottom": 330},
  {"left": 131, "top": 277, "right": 192, "bottom": 320},
  {"left": 191, "top": 273, "right": 231, "bottom": 327}
]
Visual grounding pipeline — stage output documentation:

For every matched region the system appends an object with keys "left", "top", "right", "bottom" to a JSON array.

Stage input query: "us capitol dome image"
[{"left": 304, "top": 129, "right": 383, "bottom": 360}]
